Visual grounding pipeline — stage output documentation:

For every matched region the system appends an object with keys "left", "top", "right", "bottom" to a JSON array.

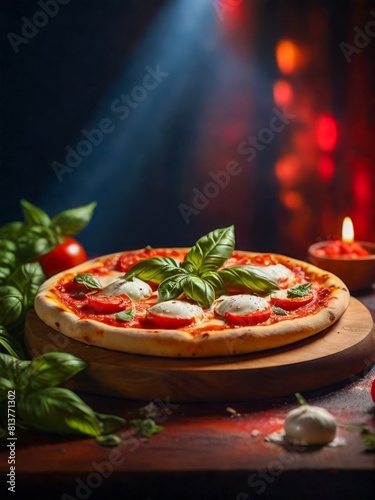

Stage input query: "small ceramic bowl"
[{"left": 308, "top": 241, "right": 375, "bottom": 292}]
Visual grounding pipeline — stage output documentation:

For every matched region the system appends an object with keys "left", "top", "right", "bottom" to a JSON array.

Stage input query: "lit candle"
[
  {"left": 314, "top": 217, "right": 370, "bottom": 259},
  {"left": 341, "top": 216, "right": 354, "bottom": 243}
]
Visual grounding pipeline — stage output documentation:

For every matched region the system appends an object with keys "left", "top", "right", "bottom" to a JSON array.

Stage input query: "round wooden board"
[{"left": 25, "top": 297, "right": 375, "bottom": 402}]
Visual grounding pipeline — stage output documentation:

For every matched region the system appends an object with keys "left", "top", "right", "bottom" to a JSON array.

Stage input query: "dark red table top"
[{"left": 1, "top": 290, "right": 375, "bottom": 500}]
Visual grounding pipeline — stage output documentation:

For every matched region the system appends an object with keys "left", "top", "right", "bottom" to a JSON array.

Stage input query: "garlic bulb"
[{"left": 284, "top": 403, "right": 337, "bottom": 446}]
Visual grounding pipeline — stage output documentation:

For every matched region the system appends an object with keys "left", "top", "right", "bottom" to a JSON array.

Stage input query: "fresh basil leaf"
[
  {"left": 0, "top": 286, "right": 23, "bottom": 326},
  {"left": 218, "top": 266, "right": 278, "bottom": 293},
  {"left": 25, "top": 352, "right": 87, "bottom": 390},
  {"left": 130, "top": 418, "right": 164, "bottom": 438},
  {"left": 114, "top": 309, "right": 134, "bottom": 322},
  {"left": 0, "top": 353, "right": 29, "bottom": 389},
  {"left": 74, "top": 273, "right": 102, "bottom": 290},
  {"left": 0, "top": 240, "right": 17, "bottom": 253},
  {"left": 181, "top": 261, "right": 196, "bottom": 274},
  {"left": 273, "top": 306, "right": 287, "bottom": 315},
  {"left": 158, "top": 274, "right": 186, "bottom": 302},
  {"left": 184, "top": 225, "right": 235, "bottom": 275},
  {"left": 287, "top": 282, "right": 313, "bottom": 298},
  {"left": 200, "top": 271, "right": 227, "bottom": 298},
  {"left": 0, "top": 250, "right": 17, "bottom": 269},
  {"left": 96, "top": 434, "right": 122, "bottom": 447},
  {"left": 16, "top": 226, "right": 59, "bottom": 261},
  {"left": 0, "top": 266, "right": 12, "bottom": 283},
  {"left": 0, "top": 377, "right": 15, "bottom": 403},
  {"left": 0, "top": 326, "right": 24, "bottom": 359},
  {"left": 125, "top": 256, "right": 184, "bottom": 283},
  {"left": 17, "top": 387, "right": 101, "bottom": 436},
  {"left": 20, "top": 199, "right": 51, "bottom": 227},
  {"left": 181, "top": 276, "right": 215, "bottom": 308},
  {"left": 95, "top": 412, "right": 126, "bottom": 435},
  {"left": 0, "top": 221, "right": 24, "bottom": 239},
  {"left": 51, "top": 201, "right": 97, "bottom": 236},
  {"left": 7, "top": 262, "right": 45, "bottom": 308}
]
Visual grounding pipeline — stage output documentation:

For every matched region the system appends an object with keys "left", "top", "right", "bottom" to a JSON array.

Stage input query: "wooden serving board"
[{"left": 25, "top": 297, "right": 375, "bottom": 402}]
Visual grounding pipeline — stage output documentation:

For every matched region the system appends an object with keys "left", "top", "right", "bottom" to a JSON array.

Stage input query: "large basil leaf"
[
  {"left": 0, "top": 377, "right": 14, "bottom": 402},
  {"left": 7, "top": 262, "right": 45, "bottom": 308},
  {"left": 25, "top": 352, "right": 87, "bottom": 391},
  {"left": 20, "top": 199, "right": 51, "bottom": 227},
  {"left": 0, "top": 353, "right": 29, "bottom": 389},
  {"left": 17, "top": 387, "right": 102, "bottom": 436},
  {"left": 0, "top": 286, "right": 23, "bottom": 326},
  {"left": 181, "top": 261, "right": 196, "bottom": 274},
  {"left": 51, "top": 201, "right": 97, "bottom": 235},
  {"left": 16, "top": 225, "right": 59, "bottom": 261},
  {"left": 158, "top": 274, "right": 186, "bottom": 302},
  {"left": 200, "top": 271, "right": 227, "bottom": 298},
  {"left": 184, "top": 225, "right": 235, "bottom": 275},
  {"left": 181, "top": 276, "right": 215, "bottom": 308},
  {"left": 218, "top": 265, "right": 278, "bottom": 293},
  {"left": 0, "top": 326, "right": 24, "bottom": 359},
  {"left": 125, "top": 256, "right": 185, "bottom": 283}
]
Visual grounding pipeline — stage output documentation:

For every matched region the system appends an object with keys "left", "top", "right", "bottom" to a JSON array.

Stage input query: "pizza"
[{"left": 34, "top": 226, "right": 350, "bottom": 358}]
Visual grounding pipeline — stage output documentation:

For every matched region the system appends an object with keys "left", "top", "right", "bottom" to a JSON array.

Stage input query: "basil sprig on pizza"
[
  {"left": 124, "top": 226, "right": 278, "bottom": 307},
  {"left": 34, "top": 225, "right": 350, "bottom": 358}
]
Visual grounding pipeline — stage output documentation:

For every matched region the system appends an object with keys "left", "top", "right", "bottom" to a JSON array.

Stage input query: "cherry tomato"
[
  {"left": 85, "top": 293, "right": 132, "bottom": 314},
  {"left": 270, "top": 291, "right": 314, "bottom": 311},
  {"left": 116, "top": 248, "right": 155, "bottom": 272},
  {"left": 225, "top": 307, "right": 271, "bottom": 326},
  {"left": 35, "top": 236, "right": 88, "bottom": 278},
  {"left": 146, "top": 310, "right": 195, "bottom": 329},
  {"left": 371, "top": 379, "right": 375, "bottom": 403}
]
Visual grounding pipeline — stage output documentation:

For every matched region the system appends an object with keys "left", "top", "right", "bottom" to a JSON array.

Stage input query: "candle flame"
[{"left": 342, "top": 216, "right": 354, "bottom": 243}]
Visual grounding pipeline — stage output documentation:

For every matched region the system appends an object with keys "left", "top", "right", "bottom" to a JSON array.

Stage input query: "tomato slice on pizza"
[{"left": 34, "top": 226, "right": 350, "bottom": 358}]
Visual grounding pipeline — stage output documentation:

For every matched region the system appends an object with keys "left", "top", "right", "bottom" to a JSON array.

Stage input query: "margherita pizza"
[{"left": 34, "top": 226, "right": 350, "bottom": 358}]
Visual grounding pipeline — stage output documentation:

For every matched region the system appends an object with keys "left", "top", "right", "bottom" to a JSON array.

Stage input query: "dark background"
[{"left": 1, "top": 0, "right": 374, "bottom": 258}]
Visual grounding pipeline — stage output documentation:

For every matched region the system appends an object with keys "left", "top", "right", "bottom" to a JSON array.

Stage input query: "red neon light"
[
  {"left": 318, "top": 156, "right": 335, "bottom": 182},
  {"left": 317, "top": 115, "right": 337, "bottom": 152},
  {"left": 273, "top": 80, "right": 293, "bottom": 107}
]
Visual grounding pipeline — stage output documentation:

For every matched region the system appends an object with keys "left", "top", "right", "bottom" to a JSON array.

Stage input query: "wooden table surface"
[{"left": 2, "top": 291, "right": 375, "bottom": 500}]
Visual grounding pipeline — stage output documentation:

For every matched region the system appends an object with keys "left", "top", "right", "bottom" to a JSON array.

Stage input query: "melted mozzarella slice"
[
  {"left": 215, "top": 295, "right": 269, "bottom": 317},
  {"left": 102, "top": 277, "right": 152, "bottom": 301},
  {"left": 271, "top": 289, "right": 289, "bottom": 300},
  {"left": 148, "top": 300, "right": 204, "bottom": 320},
  {"left": 257, "top": 264, "right": 294, "bottom": 283}
]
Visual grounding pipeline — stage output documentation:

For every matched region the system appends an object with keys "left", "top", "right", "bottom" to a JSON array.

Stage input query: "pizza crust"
[{"left": 34, "top": 250, "right": 350, "bottom": 358}]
